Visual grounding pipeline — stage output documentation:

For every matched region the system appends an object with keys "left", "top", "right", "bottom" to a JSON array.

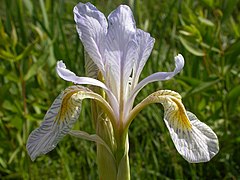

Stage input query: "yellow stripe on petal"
[
  {"left": 26, "top": 86, "right": 83, "bottom": 161},
  {"left": 170, "top": 97, "right": 192, "bottom": 130},
  {"left": 27, "top": 85, "right": 116, "bottom": 161},
  {"left": 127, "top": 90, "right": 191, "bottom": 130},
  {"left": 153, "top": 90, "right": 191, "bottom": 130},
  {"left": 56, "top": 88, "right": 81, "bottom": 123}
]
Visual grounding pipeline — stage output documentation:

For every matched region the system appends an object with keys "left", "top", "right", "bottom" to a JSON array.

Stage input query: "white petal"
[
  {"left": 73, "top": 2, "right": 107, "bottom": 72},
  {"left": 137, "top": 54, "right": 184, "bottom": 88},
  {"left": 104, "top": 5, "right": 138, "bottom": 100},
  {"left": 128, "top": 90, "right": 219, "bottom": 162},
  {"left": 56, "top": 61, "right": 105, "bottom": 88},
  {"left": 164, "top": 111, "right": 219, "bottom": 163},
  {"left": 26, "top": 86, "right": 82, "bottom": 161},
  {"left": 129, "top": 54, "right": 184, "bottom": 102},
  {"left": 27, "top": 85, "right": 119, "bottom": 161},
  {"left": 56, "top": 61, "right": 119, "bottom": 114},
  {"left": 132, "top": 29, "right": 155, "bottom": 88}
]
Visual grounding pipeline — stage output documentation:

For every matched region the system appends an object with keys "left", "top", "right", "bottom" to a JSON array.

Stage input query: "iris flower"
[{"left": 27, "top": 2, "right": 219, "bottom": 179}]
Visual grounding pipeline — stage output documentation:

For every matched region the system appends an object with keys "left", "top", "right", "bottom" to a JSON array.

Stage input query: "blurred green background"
[{"left": 0, "top": 0, "right": 240, "bottom": 179}]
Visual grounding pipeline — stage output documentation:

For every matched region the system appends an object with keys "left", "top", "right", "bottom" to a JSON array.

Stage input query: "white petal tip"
[
  {"left": 56, "top": 60, "right": 77, "bottom": 81},
  {"left": 174, "top": 54, "right": 184, "bottom": 72},
  {"left": 57, "top": 60, "right": 66, "bottom": 68},
  {"left": 166, "top": 111, "right": 219, "bottom": 163}
]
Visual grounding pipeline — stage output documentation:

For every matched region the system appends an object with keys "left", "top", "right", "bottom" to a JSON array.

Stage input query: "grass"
[{"left": 0, "top": 0, "right": 240, "bottom": 179}]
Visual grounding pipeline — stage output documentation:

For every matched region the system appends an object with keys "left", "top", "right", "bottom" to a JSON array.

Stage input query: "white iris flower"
[{"left": 27, "top": 2, "right": 219, "bottom": 170}]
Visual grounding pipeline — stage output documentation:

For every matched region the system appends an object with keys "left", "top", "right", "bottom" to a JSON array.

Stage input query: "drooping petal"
[
  {"left": 131, "top": 29, "right": 155, "bottom": 89},
  {"left": 104, "top": 5, "right": 138, "bottom": 100},
  {"left": 73, "top": 2, "right": 107, "bottom": 73},
  {"left": 27, "top": 85, "right": 118, "bottom": 161},
  {"left": 27, "top": 86, "right": 82, "bottom": 161},
  {"left": 56, "top": 61, "right": 119, "bottom": 115},
  {"left": 165, "top": 111, "right": 219, "bottom": 163},
  {"left": 129, "top": 54, "right": 184, "bottom": 102},
  {"left": 127, "top": 90, "right": 219, "bottom": 163}
]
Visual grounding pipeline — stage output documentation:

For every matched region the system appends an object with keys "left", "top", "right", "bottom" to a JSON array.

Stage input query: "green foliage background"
[{"left": 0, "top": 0, "right": 240, "bottom": 179}]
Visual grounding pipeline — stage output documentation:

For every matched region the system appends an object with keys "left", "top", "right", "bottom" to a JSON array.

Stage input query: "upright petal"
[
  {"left": 132, "top": 29, "right": 155, "bottom": 89},
  {"left": 74, "top": 2, "right": 107, "bottom": 73},
  {"left": 129, "top": 54, "right": 184, "bottom": 103},
  {"left": 56, "top": 61, "right": 119, "bottom": 119},
  {"left": 104, "top": 5, "right": 138, "bottom": 100},
  {"left": 128, "top": 90, "right": 219, "bottom": 163}
]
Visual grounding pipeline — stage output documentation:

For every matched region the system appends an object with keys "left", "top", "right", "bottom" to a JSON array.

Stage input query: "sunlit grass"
[{"left": 0, "top": 0, "right": 239, "bottom": 179}]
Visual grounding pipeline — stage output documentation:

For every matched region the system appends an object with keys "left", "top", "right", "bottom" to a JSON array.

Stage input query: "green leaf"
[
  {"left": 0, "top": 49, "right": 15, "bottom": 61},
  {"left": 24, "top": 55, "right": 48, "bottom": 81},
  {"left": 0, "top": 157, "right": 7, "bottom": 169},
  {"left": 5, "top": 71, "right": 19, "bottom": 83},
  {"left": 222, "top": 0, "right": 239, "bottom": 22},
  {"left": 225, "top": 38, "right": 240, "bottom": 56},
  {"left": 179, "top": 30, "right": 192, "bottom": 36},
  {"left": 188, "top": 79, "right": 220, "bottom": 96},
  {"left": 201, "top": 0, "right": 214, "bottom": 7},
  {"left": 23, "top": 0, "right": 33, "bottom": 16},
  {"left": 227, "top": 85, "right": 240, "bottom": 101},
  {"left": 178, "top": 76, "right": 202, "bottom": 86},
  {"left": 198, "top": 17, "right": 215, "bottom": 27},
  {"left": 11, "top": 115, "right": 23, "bottom": 131},
  {"left": 182, "top": 25, "right": 202, "bottom": 40},
  {"left": 8, "top": 147, "right": 20, "bottom": 164},
  {"left": 11, "top": 23, "right": 18, "bottom": 47},
  {"left": 200, "top": 42, "right": 221, "bottom": 53},
  {"left": 0, "top": 20, "right": 11, "bottom": 48},
  {"left": 15, "top": 40, "right": 37, "bottom": 62},
  {"left": 2, "top": 100, "right": 19, "bottom": 113},
  {"left": 179, "top": 36, "right": 205, "bottom": 56},
  {"left": 0, "top": 63, "right": 5, "bottom": 74}
]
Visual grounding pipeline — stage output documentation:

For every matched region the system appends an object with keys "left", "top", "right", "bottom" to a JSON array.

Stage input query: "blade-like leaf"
[{"left": 179, "top": 36, "right": 205, "bottom": 56}]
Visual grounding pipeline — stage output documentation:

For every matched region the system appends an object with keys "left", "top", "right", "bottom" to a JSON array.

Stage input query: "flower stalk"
[{"left": 93, "top": 91, "right": 130, "bottom": 179}]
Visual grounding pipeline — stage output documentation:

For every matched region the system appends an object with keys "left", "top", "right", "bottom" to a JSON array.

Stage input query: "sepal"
[
  {"left": 27, "top": 86, "right": 82, "bottom": 161},
  {"left": 128, "top": 90, "right": 219, "bottom": 163},
  {"left": 27, "top": 85, "right": 117, "bottom": 161}
]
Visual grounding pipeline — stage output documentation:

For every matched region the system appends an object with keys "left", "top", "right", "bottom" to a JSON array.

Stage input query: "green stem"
[
  {"left": 96, "top": 119, "right": 130, "bottom": 180},
  {"left": 116, "top": 133, "right": 130, "bottom": 180},
  {"left": 97, "top": 143, "right": 117, "bottom": 180},
  {"left": 92, "top": 73, "right": 130, "bottom": 179}
]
